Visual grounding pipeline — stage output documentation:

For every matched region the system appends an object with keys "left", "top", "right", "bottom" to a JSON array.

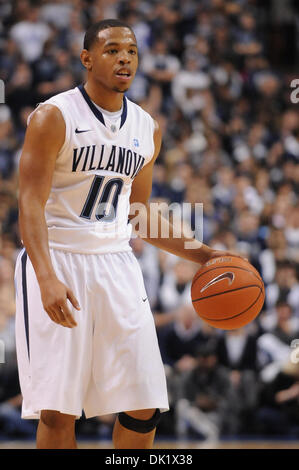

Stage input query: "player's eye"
[
  {"left": 129, "top": 49, "right": 137, "bottom": 55},
  {"left": 107, "top": 49, "right": 118, "bottom": 54}
]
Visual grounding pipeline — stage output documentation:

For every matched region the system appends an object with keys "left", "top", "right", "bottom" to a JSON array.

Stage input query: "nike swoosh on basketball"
[
  {"left": 75, "top": 128, "right": 92, "bottom": 133},
  {"left": 200, "top": 272, "right": 235, "bottom": 293}
]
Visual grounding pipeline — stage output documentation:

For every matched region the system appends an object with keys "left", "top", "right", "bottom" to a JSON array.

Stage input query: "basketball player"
[{"left": 15, "top": 19, "right": 236, "bottom": 449}]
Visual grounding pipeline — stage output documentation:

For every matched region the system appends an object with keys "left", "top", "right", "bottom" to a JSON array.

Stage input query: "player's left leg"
[
  {"left": 37, "top": 410, "right": 77, "bottom": 449},
  {"left": 112, "top": 408, "right": 160, "bottom": 449}
]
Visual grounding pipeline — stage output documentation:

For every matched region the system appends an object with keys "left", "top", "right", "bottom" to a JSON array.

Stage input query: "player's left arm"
[{"left": 129, "top": 121, "right": 234, "bottom": 265}]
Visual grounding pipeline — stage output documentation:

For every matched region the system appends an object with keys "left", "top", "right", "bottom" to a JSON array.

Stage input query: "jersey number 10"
[{"left": 80, "top": 175, "right": 124, "bottom": 222}]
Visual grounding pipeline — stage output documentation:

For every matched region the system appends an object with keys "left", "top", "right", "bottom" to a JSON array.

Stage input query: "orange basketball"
[{"left": 191, "top": 256, "right": 265, "bottom": 330}]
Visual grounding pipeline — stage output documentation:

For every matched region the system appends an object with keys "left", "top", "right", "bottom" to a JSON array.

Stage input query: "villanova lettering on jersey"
[{"left": 72, "top": 144, "right": 145, "bottom": 179}]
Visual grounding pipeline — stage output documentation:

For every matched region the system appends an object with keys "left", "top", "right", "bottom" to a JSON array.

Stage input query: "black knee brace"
[{"left": 118, "top": 409, "right": 161, "bottom": 434}]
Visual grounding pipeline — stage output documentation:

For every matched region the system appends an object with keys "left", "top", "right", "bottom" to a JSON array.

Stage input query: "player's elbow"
[{"left": 19, "top": 190, "right": 47, "bottom": 220}]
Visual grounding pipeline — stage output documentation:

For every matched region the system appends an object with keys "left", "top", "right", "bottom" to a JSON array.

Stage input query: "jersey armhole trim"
[
  {"left": 148, "top": 116, "right": 156, "bottom": 164},
  {"left": 133, "top": 115, "right": 156, "bottom": 171}
]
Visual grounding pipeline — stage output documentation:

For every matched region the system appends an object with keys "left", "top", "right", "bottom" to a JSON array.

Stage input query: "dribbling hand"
[
  {"left": 204, "top": 249, "right": 247, "bottom": 264},
  {"left": 39, "top": 277, "right": 80, "bottom": 328}
]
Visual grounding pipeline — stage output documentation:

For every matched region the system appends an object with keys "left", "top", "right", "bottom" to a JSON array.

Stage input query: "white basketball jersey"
[{"left": 29, "top": 85, "right": 155, "bottom": 254}]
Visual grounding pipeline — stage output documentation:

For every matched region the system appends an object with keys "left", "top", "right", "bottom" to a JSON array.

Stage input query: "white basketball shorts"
[{"left": 14, "top": 248, "right": 169, "bottom": 419}]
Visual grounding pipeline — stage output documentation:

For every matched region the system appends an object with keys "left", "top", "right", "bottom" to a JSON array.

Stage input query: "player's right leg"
[
  {"left": 112, "top": 408, "right": 160, "bottom": 449},
  {"left": 14, "top": 249, "right": 93, "bottom": 446},
  {"left": 37, "top": 410, "right": 77, "bottom": 449}
]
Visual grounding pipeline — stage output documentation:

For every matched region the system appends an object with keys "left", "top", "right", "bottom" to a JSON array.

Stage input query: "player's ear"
[{"left": 80, "top": 49, "right": 92, "bottom": 71}]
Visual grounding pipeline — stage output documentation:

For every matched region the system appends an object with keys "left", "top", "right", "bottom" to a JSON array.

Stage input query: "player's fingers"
[
  {"left": 45, "top": 307, "right": 61, "bottom": 325},
  {"left": 50, "top": 307, "right": 71, "bottom": 327},
  {"left": 46, "top": 303, "right": 73, "bottom": 328},
  {"left": 234, "top": 254, "right": 248, "bottom": 261},
  {"left": 53, "top": 308, "right": 73, "bottom": 328},
  {"left": 57, "top": 303, "right": 77, "bottom": 328},
  {"left": 66, "top": 289, "right": 80, "bottom": 310}
]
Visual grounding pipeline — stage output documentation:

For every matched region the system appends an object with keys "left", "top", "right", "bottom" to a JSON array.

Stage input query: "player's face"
[{"left": 83, "top": 27, "right": 138, "bottom": 93}]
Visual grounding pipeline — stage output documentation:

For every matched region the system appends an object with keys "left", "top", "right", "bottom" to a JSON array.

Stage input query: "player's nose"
[{"left": 118, "top": 51, "right": 131, "bottom": 64}]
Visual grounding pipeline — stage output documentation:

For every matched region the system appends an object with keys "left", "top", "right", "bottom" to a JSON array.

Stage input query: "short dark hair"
[{"left": 83, "top": 19, "right": 135, "bottom": 50}]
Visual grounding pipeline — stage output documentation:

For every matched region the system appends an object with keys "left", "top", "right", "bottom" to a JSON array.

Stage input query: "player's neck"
[{"left": 84, "top": 80, "right": 124, "bottom": 112}]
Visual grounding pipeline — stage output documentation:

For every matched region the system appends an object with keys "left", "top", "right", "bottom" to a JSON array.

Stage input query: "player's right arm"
[{"left": 19, "top": 105, "right": 80, "bottom": 328}]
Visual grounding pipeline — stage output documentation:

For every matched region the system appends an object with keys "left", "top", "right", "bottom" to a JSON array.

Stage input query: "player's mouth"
[{"left": 115, "top": 68, "right": 132, "bottom": 82}]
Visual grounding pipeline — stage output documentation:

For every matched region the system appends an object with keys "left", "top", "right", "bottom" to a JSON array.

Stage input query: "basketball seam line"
[
  {"left": 197, "top": 288, "right": 264, "bottom": 322},
  {"left": 192, "top": 284, "right": 261, "bottom": 302},
  {"left": 192, "top": 265, "right": 262, "bottom": 286}
]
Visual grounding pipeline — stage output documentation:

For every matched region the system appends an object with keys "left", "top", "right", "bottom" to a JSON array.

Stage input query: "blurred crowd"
[{"left": 0, "top": 0, "right": 299, "bottom": 442}]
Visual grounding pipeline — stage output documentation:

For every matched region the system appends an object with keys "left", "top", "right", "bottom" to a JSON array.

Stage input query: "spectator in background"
[
  {"left": 150, "top": 163, "right": 176, "bottom": 202},
  {"left": 217, "top": 328, "right": 258, "bottom": 372},
  {"left": 285, "top": 206, "right": 299, "bottom": 262},
  {"left": 247, "top": 125, "right": 270, "bottom": 164},
  {"left": 199, "top": 133, "right": 232, "bottom": 177},
  {"left": 155, "top": 258, "right": 197, "bottom": 330},
  {"left": 259, "top": 229, "right": 289, "bottom": 286},
  {"left": 216, "top": 328, "right": 260, "bottom": 434},
  {"left": 141, "top": 38, "right": 180, "bottom": 112},
  {"left": 258, "top": 300, "right": 299, "bottom": 384},
  {"left": 0, "top": 257, "right": 16, "bottom": 348},
  {"left": 158, "top": 259, "right": 196, "bottom": 311},
  {"left": 40, "top": 0, "right": 72, "bottom": 31},
  {"left": 10, "top": 6, "right": 52, "bottom": 63},
  {"left": 256, "top": 360, "right": 299, "bottom": 436},
  {"left": 175, "top": 340, "right": 235, "bottom": 441},
  {"left": 172, "top": 56, "right": 211, "bottom": 119},
  {"left": 65, "top": 10, "right": 85, "bottom": 54},
  {"left": 183, "top": 34, "right": 210, "bottom": 72},
  {"left": 265, "top": 261, "right": 299, "bottom": 315},
  {"left": 212, "top": 166, "right": 235, "bottom": 210},
  {"left": 158, "top": 305, "right": 206, "bottom": 371},
  {"left": 0, "top": 38, "right": 20, "bottom": 84},
  {"left": 233, "top": 10, "right": 263, "bottom": 58},
  {"left": 234, "top": 209, "right": 262, "bottom": 265},
  {"left": 0, "top": 189, "right": 18, "bottom": 237},
  {"left": 33, "top": 47, "right": 77, "bottom": 102},
  {"left": 31, "top": 41, "right": 60, "bottom": 87},
  {"left": 6, "top": 61, "right": 35, "bottom": 117},
  {"left": 0, "top": 106, "right": 17, "bottom": 180},
  {"left": 122, "top": 9, "right": 152, "bottom": 55}
]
